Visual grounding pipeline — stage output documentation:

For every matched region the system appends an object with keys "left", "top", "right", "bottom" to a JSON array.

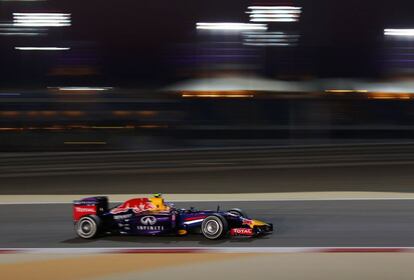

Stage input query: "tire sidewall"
[
  {"left": 201, "top": 215, "right": 228, "bottom": 240},
  {"left": 76, "top": 215, "right": 101, "bottom": 239}
]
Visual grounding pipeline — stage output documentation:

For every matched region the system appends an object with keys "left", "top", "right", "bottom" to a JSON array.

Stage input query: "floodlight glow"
[
  {"left": 244, "top": 34, "right": 299, "bottom": 38},
  {"left": 13, "top": 13, "right": 69, "bottom": 16},
  {"left": 247, "top": 6, "right": 302, "bottom": 23},
  {"left": 56, "top": 87, "right": 113, "bottom": 91},
  {"left": 14, "top": 22, "right": 70, "bottom": 27},
  {"left": 13, "top": 13, "right": 71, "bottom": 27},
  {"left": 248, "top": 6, "right": 302, "bottom": 10},
  {"left": 251, "top": 18, "right": 298, "bottom": 22},
  {"left": 250, "top": 14, "right": 300, "bottom": 18},
  {"left": 15, "top": 47, "right": 70, "bottom": 51},
  {"left": 196, "top": 22, "right": 267, "bottom": 31},
  {"left": 384, "top": 29, "right": 414, "bottom": 36},
  {"left": 248, "top": 10, "right": 302, "bottom": 14}
]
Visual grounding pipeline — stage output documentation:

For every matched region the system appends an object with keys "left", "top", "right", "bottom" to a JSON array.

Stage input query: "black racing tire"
[
  {"left": 75, "top": 215, "right": 102, "bottom": 239},
  {"left": 201, "top": 214, "right": 228, "bottom": 240},
  {"left": 228, "top": 208, "right": 248, "bottom": 219}
]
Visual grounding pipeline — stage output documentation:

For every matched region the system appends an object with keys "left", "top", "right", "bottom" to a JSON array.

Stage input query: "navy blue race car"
[{"left": 73, "top": 194, "right": 273, "bottom": 240}]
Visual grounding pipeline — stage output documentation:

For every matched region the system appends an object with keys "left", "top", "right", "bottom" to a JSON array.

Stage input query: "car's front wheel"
[
  {"left": 201, "top": 215, "right": 228, "bottom": 240},
  {"left": 75, "top": 215, "right": 101, "bottom": 239}
]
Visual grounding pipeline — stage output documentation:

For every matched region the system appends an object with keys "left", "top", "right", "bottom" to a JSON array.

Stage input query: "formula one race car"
[{"left": 73, "top": 194, "right": 273, "bottom": 240}]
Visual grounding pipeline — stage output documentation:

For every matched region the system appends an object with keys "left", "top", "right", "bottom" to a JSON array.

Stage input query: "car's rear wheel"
[
  {"left": 76, "top": 215, "right": 101, "bottom": 239},
  {"left": 201, "top": 215, "right": 228, "bottom": 240}
]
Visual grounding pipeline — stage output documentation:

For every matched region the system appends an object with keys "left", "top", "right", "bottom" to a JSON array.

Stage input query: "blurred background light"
[
  {"left": 13, "top": 13, "right": 71, "bottom": 27},
  {"left": 0, "top": 23, "right": 46, "bottom": 36},
  {"left": 181, "top": 91, "right": 255, "bottom": 98},
  {"left": 53, "top": 87, "right": 113, "bottom": 92},
  {"left": 0, "top": 32, "right": 43, "bottom": 36},
  {"left": 325, "top": 89, "right": 369, "bottom": 93},
  {"left": 384, "top": 29, "right": 414, "bottom": 37},
  {"left": 196, "top": 22, "right": 268, "bottom": 31},
  {"left": 248, "top": 6, "right": 302, "bottom": 10},
  {"left": 14, "top": 47, "right": 70, "bottom": 51},
  {"left": 243, "top": 31, "right": 300, "bottom": 47},
  {"left": 247, "top": 6, "right": 302, "bottom": 23}
]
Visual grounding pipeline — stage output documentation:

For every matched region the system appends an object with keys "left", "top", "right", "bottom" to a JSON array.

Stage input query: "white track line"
[
  {"left": 2, "top": 197, "right": 414, "bottom": 205},
  {"left": 2, "top": 192, "right": 414, "bottom": 204}
]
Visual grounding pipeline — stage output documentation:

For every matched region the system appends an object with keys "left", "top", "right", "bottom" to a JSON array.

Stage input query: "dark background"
[{"left": 1, "top": 0, "right": 413, "bottom": 87}]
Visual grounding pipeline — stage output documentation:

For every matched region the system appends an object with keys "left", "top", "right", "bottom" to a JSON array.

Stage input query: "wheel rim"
[
  {"left": 204, "top": 220, "right": 220, "bottom": 235},
  {"left": 81, "top": 221, "right": 92, "bottom": 233},
  {"left": 77, "top": 218, "right": 96, "bottom": 238}
]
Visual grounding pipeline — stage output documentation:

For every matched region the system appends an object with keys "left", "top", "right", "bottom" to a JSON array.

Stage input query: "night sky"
[{"left": 1, "top": 0, "right": 414, "bottom": 87}]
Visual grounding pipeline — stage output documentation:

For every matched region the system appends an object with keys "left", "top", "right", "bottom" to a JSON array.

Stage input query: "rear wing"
[{"left": 73, "top": 196, "right": 109, "bottom": 222}]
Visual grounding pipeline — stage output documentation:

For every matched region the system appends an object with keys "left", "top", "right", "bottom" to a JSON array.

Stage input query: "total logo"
[
  {"left": 231, "top": 228, "right": 253, "bottom": 236},
  {"left": 140, "top": 216, "right": 157, "bottom": 225},
  {"left": 74, "top": 207, "right": 95, "bottom": 213}
]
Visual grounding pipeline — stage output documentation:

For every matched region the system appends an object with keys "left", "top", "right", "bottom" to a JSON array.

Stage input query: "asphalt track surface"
[{"left": 1, "top": 200, "right": 414, "bottom": 248}]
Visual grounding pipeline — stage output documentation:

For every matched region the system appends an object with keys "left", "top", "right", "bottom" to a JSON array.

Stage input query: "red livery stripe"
[{"left": 184, "top": 216, "right": 207, "bottom": 221}]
